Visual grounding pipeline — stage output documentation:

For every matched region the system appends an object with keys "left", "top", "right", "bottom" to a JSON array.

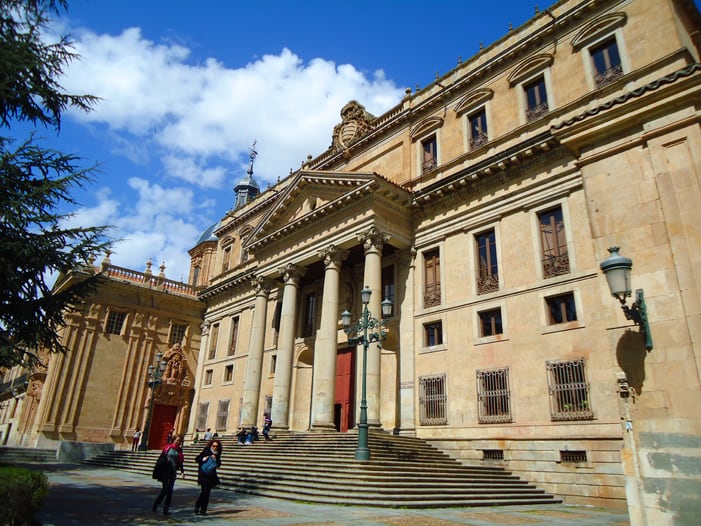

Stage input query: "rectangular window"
[
  {"left": 302, "top": 292, "right": 316, "bottom": 337},
  {"left": 204, "top": 369, "right": 213, "bottom": 386},
  {"left": 546, "top": 292, "right": 577, "bottom": 324},
  {"left": 476, "top": 229, "right": 498, "bottom": 294},
  {"left": 591, "top": 37, "right": 622, "bottom": 87},
  {"left": 269, "top": 354, "right": 277, "bottom": 375},
  {"left": 221, "top": 246, "right": 231, "bottom": 273},
  {"left": 228, "top": 316, "right": 239, "bottom": 356},
  {"left": 224, "top": 364, "right": 233, "bottom": 383},
  {"left": 168, "top": 323, "right": 188, "bottom": 346},
  {"left": 419, "top": 374, "right": 447, "bottom": 425},
  {"left": 423, "top": 248, "right": 441, "bottom": 308},
  {"left": 208, "top": 323, "right": 219, "bottom": 360},
  {"left": 524, "top": 76, "right": 549, "bottom": 121},
  {"left": 479, "top": 308, "right": 503, "bottom": 337},
  {"left": 468, "top": 109, "right": 488, "bottom": 149},
  {"left": 382, "top": 264, "right": 395, "bottom": 307},
  {"left": 421, "top": 135, "right": 438, "bottom": 173},
  {"left": 216, "top": 399, "right": 229, "bottom": 431},
  {"left": 196, "top": 402, "right": 209, "bottom": 430},
  {"left": 547, "top": 359, "right": 593, "bottom": 421},
  {"left": 105, "top": 311, "right": 127, "bottom": 335},
  {"left": 264, "top": 395, "right": 272, "bottom": 417},
  {"left": 477, "top": 368, "right": 512, "bottom": 423},
  {"left": 424, "top": 321, "right": 443, "bottom": 347},
  {"left": 272, "top": 301, "right": 282, "bottom": 346},
  {"left": 538, "top": 206, "right": 569, "bottom": 277},
  {"left": 192, "top": 266, "right": 201, "bottom": 287}
]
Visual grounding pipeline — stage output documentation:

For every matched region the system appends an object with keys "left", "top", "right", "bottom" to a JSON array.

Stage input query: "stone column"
[
  {"left": 240, "top": 276, "right": 273, "bottom": 427},
  {"left": 311, "top": 246, "right": 348, "bottom": 430},
  {"left": 271, "top": 263, "right": 305, "bottom": 430},
  {"left": 398, "top": 251, "right": 417, "bottom": 435},
  {"left": 358, "top": 227, "right": 389, "bottom": 427}
]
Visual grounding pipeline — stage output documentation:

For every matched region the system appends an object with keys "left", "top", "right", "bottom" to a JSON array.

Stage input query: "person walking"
[
  {"left": 194, "top": 439, "right": 222, "bottom": 516},
  {"left": 131, "top": 428, "right": 141, "bottom": 451},
  {"left": 262, "top": 413, "right": 272, "bottom": 441},
  {"left": 152, "top": 434, "right": 185, "bottom": 515}
]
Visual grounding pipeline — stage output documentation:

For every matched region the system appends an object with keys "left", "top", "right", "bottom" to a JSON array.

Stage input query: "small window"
[
  {"left": 419, "top": 374, "right": 447, "bottom": 425},
  {"left": 468, "top": 109, "right": 488, "bottom": 149},
  {"left": 476, "top": 229, "right": 498, "bottom": 294},
  {"left": 228, "top": 316, "right": 239, "bottom": 356},
  {"left": 477, "top": 368, "right": 512, "bottom": 423},
  {"left": 546, "top": 292, "right": 577, "bottom": 324},
  {"left": 547, "top": 359, "right": 593, "bottom": 421},
  {"left": 560, "top": 450, "right": 588, "bottom": 463},
  {"left": 479, "top": 308, "right": 503, "bottom": 337},
  {"left": 221, "top": 246, "right": 232, "bottom": 273},
  {"left": 269, "top": 354, "right": 277, "bottom": 376},
  {"left": 382, "top": 264, "right": 395, "bottom": 307},
  {"left": 424, "top": 321, "right": 443, "bottom": 347},
  {"left": 524, "top": 76, "right": 549, "bottom": 122},
  {"left": 216, "top": 399, "right": 229, "bottom": 430},
  {"left": 208, "top": 323, "right": 219, "bottom": 360},
  {"left": 196, "top": 402, "right": 209, "bottom": 430},
  {"left": 168, "top": 323, "right": 187, "bottom": 346},
  {"left": 483, "top": 449, "right": 504, "bottom": 460},
  {"left": 204, "top": 369, "right": 213, "bottom": 386},
  {"left": 105, "top": 311, "right": 127, "bottom": 335},
  {"left": 538, "top": 206, "right": 569, "bottom": 277},
  {"left": 302, "top": 292, "right": 316, "bottom": 337},
  {"left": 423, "top": 248, "right": 441, "bottom": 308},
  {"left": 192, "top": 266, "right": 201, "bottom": 287},
  {"left": 224, "top": 364, "right": 234, "bottom": 383},
  {"left": 421, "top": 135, "right": 438, "bottom": 174},
  {"left": 590, "top": 37, "right": 622, "bottom": 87}
]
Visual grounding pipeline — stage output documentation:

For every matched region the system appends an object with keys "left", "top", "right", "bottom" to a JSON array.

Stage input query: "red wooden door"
[
  {"left": 149, "top": 404, "right": 177, "bottom": 449},
  {"left": 334, "top": 348, "right": 355, "bottom": 432}
]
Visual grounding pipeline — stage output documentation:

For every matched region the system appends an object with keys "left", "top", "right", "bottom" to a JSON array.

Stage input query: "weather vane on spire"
[{"left": 247, "top": 140, "right": 257, "bottom": 176}]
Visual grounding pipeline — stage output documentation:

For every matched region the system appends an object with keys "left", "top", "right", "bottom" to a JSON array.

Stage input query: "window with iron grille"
[
  {"left": 560, "top": 450, "right": 588, "bottom": 463},
  {"left": 208, "top": 323, "right": 219, "bottom": 360},
  {"left": 169, "top": 323, "right": 187, "bottom": 346},
  {"left": 547, "top": 359, "right": 593, "bottom": 421},
  {"left": 477, "top": 368, "right": 512, "bottom": 423},
  {"left": 468, "top": 109, "right": 488, "bottom": 149},
  {"left": 302, "top": 292, "right": 316, "bottom": 337},
  {"left": 423, "top": 248, "right": 441, "bottom": 308},
  {"left": 216, "top": 399, "right": 229, "bottom": 430},
  {"left": 591, "top": 37, "right": 622, "bottom": 87},
  {"left": 223, "top": 364, "right": 233, "bottom": 383},
  {"left": 546, "top": 292, "right": 577, "bottom": 324},
  {"left": 105, "top": 310, "right": 127, "bottom": 335},
  {"left": 196, "top": 402, "right": 209, "bottom": 430},
  {"left": 476, "top": 229, "right": 498, "bottom": 294},
  {"left": 424, "top": 321, "right": 443, "bottom": 347},
  {"left": 538, "top": 206, "right": 569, "bottom": 277},
  {"left": 421, "top": 135, "right": 438, "bottom": 173},
  {"left": 228, "top": 316, "right": 239, "bottom": 356},
  {"left": 524, "top": 76, "right": 549, "bottom": 121},
  {"left": 419, "top": 374, "right": 447, "bottom": 425},
  {"left": 479, "top": 308, "right": 503, "bottom": 337},
  {"left": 483, "top": 449, "right": 504, "bottom": 460}
]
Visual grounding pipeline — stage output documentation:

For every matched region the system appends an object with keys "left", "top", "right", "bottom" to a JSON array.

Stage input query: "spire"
[{"left": 234, "top": 140, "right": 260, "bottom": 209}]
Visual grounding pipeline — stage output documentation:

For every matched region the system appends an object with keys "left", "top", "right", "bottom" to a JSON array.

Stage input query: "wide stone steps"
[
  {"left": 0, "top": 446, "right": 57, "bottom": 464},
  {"left": 84, "top": 431, "right": 561, "bottom": 508}
]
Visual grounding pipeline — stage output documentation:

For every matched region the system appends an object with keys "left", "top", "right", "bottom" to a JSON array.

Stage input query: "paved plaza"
[{"left": 29, "top": 463, "right": 631, "bottom": 525}]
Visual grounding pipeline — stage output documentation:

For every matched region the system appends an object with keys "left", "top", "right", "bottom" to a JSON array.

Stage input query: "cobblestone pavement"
[{"left": 29, "top": 464, "right": 630, "bottom": 526}]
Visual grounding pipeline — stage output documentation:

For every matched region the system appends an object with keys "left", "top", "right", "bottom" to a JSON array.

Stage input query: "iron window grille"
[
  {"left": 105, "top": 311, "right": 126, "bottom": 335},
  {"left": 591, "top": 37, "right": 623, "bottom": 88},
  {"left": 483, "top": 449, "right": 505, "bottom": 460},
  {"left": 547, "top": 359, "right": 593, "bottom": 421},
  {"left": 419, "top": 374, "right": 447, "bottom": 425},
  {"left": 196, "top": 402, "right": 209, "bottom": 430},
  {"left": 524, "top": 76, "right": 549, "bottom": 122},
  {"left": 560, "top": 450, "right": 588, "bottom": 463},
  {"left": 477, "top": 368, "right": 512, "bottom": 423},
  {"left": 469, "top": 110, "right": 489, "bottom": 149},
  {"left": 216, "top": 399, "right": 229, "bottom": 430},
  {"left": 169, "top": 323, "right": 187, "bottom": 346},
  {"left": 421, "top": 136, "right": 438, "bottom": 174}
]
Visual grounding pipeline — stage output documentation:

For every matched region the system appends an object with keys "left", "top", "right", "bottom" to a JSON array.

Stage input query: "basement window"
[
  {"left": 560, "top": 450, "right": 587, "bottom": 463},
  {"left": 482, "top": 449, "right": 504, "bottom": 460}
]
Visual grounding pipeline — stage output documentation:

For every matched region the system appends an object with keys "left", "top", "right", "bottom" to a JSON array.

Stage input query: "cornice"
[{"left": 198, "top": 269, "right": 257, "bottom": 301}]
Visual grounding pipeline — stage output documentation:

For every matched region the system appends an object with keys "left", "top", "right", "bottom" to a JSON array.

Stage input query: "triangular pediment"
[{"left": 247, "top": 170, "right": 381, "bottom": 249}]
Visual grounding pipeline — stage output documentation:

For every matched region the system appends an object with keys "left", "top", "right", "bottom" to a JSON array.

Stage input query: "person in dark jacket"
[
  {"left": 152, "top": 435, "right": 185, "bottom": 515},
  {"left": 194, "top": 439, "right": 222, "bottom": 515}
]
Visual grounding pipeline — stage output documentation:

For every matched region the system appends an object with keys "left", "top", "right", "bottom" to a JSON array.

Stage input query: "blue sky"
[{"left": 32, "top": 0, "right": 696, "bottom": 281}]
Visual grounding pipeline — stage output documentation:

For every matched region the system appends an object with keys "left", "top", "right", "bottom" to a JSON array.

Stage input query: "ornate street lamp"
[
  {"left": 600, "top": 246, "right": 653, "bottom": 351},
  {"left": 139, "top": 351, "right": 168, "bottom": 450},
  {"left": 341, "top": 286, "right": 393, "bottom": 461}
]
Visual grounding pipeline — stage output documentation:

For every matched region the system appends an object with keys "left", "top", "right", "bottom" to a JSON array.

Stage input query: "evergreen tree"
[{"left": 0, "top": 0, "right": 111, "bottom": 368}]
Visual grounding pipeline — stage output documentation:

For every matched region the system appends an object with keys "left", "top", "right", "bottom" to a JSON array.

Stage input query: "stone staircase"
[
  {"left": 0, "top": 446, "right": 58, "bottom": 464},
  {"left": 85, "top": 430, "right": 561, "bottom": 508}
]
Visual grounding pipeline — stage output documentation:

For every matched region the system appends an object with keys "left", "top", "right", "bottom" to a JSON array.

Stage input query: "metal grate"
[
  {"left": 105, "top": 311, "right": 126, "bottom": 335},
  {"left": 483, "top": 449, "right": 504, "bottom": 460},
  {"left": 196, "top": 402, "right": 209, "bottom": 430},
  {"left": 560, "top": 450, "right": 587, "bottom": 463},
  {"left": 169, "top": 323, "right": 187, "bottom": 345},
  {"left": 419, "top": 374, "right": 447, "bottom": 425},
  {"left": 477, "top": 368, "right": 512, "bottom": 423},
  {"left": 216, "top": 399, "right": 229, "bottom": 431},
  {"left": 547, "top": 359, "right": 593, "bottom": 421}
]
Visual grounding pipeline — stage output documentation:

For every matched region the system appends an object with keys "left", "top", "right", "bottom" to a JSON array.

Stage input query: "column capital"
[
  {"left": 251, "top": 275, "right": 275, "bottom": 295},
  {"left": 318, "top": 245, "right": 349, "bottom": 270},
  {"left": 278, "top": 263, "right": 306, "bottom": 285},
  {"left": 357, "top": 226, "right": 390, "bottom": 255}
]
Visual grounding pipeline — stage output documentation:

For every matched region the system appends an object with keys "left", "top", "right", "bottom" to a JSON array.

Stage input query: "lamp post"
[
  {"left": 599, "top": 246, "right": 653, "bottom": 351},
  {"left": 139, "top": 351, "right": 168, "bottom": 450},
  {"left": 341, "top": 286, "right": 393, "bottom": 461}
]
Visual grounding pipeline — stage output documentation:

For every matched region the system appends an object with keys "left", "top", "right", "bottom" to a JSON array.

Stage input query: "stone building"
[{"left": 186, "top": 0, "right": 701, "bottom": 522}]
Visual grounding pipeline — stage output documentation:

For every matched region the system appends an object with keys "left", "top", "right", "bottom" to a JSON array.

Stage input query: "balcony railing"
[
  {"left": 594, "top": 64, "right": 623, "bottom": 88},
  {"left": 542, "top": 253, "right": 570, "bottom": 278}
]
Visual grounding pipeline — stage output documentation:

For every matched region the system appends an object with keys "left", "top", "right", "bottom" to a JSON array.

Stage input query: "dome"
[{"left": 194, "top": 220, "right": 221, "bottom": 246}]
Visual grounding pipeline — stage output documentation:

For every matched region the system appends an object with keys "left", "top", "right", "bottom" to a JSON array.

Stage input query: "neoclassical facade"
[{"left": 187, "top": 0, "right": 701, "bottom": 520}]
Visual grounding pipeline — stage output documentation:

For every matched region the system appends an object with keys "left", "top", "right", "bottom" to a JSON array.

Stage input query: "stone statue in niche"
[{"left": 163, "top": 343, "right": 186, "bottom": 384}]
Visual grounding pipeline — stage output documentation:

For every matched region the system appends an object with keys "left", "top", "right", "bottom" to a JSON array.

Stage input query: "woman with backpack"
[
  {"left": 152, "top": 434, "right": 185, "bottom": 515},
  {"left": 194, "top": 438, "right": 222, "bottom": 515}
]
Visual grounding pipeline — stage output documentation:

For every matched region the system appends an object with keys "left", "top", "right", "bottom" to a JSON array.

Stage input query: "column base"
[{"left": 310, "top": 423, "right": 337, "bottom": 432}]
